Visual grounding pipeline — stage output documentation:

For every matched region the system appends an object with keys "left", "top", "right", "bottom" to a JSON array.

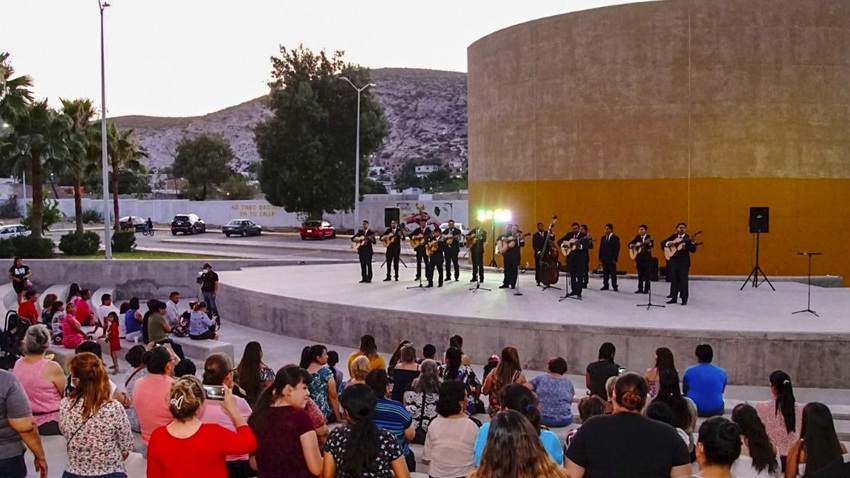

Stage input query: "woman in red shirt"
[{"left": 147, "top": 375, "right": 257, "bottom": 478}]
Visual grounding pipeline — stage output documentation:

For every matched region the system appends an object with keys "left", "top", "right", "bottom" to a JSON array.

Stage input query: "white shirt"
[{"left": 165, "top": 300, "right": 180, "bottom": 327}]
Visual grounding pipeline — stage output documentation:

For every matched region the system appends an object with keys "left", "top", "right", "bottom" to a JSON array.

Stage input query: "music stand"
[{"left": 792, "top": 252, "right": 820, "bottom": 317}]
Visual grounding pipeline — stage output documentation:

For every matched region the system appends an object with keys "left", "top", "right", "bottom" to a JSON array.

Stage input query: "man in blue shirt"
[
  {"left": 365, "top": 369, "right": 416, "bottom": 472},
  {"left": 683, "top": 344, "right": 727, "bottom": 417}
]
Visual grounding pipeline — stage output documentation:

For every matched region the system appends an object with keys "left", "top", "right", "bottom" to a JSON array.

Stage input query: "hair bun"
[{"left": 719, "top": 422, "right": 741, "bottom": 441}]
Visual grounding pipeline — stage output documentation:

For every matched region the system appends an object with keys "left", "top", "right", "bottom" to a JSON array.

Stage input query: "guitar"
[
  {"left": 628, "top": 236, "right": 654, "bottom": 260},
  {"left": 409, "top": 232, "right": 427, "bottom": 249},
  {"left": 381, "top": 231, "right": 401, "bottom": 247},
  {"left": 445, "top": 230, "right": 461, "bottom": 246},
  {"left": 426, "top": 234, "right": 444, "bottom": 257},
  {"left": 663, "top": 231, "right": 703, "bottom": 260},
  {"left": 497, "top": 232, "right": 531, "bottom": 254},
  {"left": 351, "top": 234, "right": 375, "bottom": 250},
  {"left": 559, "top": 235, "right": 592, "bottom": 257},
  {"left": 466, "top": 230, "right": 484, "bottom": 249}
]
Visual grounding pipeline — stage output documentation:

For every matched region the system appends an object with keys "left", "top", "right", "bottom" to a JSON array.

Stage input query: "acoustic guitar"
[
  {"left": 628, "top": 237, "right": 654, "bottom": 260},
  {"left": 497, "top": 232, "right": 531, "bottom": 254},
  {"left": 351, "top": 234, "right": 375, "bottom": 250},
  {"left": 466, "top": 231, "right": 483, "bottom": 249},
  {"left": 381, "top": 233, "right": 399, "bottom": 247},
  {"left": 663, "top": 231, "right": 703, "bottom": 260},
  {"left": 425, "top": 235, "right": 444, "bottom": 257},
  {"left": 559, "top": 235, "right": 592, "bottom": 257},
  {"left": 409, "top": 233, "right": 427, "bottom": 249}
]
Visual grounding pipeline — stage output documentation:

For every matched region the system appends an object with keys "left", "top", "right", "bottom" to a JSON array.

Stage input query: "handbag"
[{"left": 412, "top": 392, "right": 428, "bottom": 445}]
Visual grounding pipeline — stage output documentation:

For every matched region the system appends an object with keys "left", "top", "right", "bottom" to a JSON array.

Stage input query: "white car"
[
  {"left": 0, "top": 224, "right": 31, "bottom": 239},
  {"left": 438, "top": 222, "right": 467, "bottom": 245}
]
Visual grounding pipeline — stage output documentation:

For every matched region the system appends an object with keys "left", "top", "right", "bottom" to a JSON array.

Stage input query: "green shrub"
[
  {"left": 21, "top": 197, "right": 64, "bottom": 232},
  {"left": 81, "top": 209, "right": 103, "bottom": 224},
  {"left": 58, "top": 231, "right": 101, "bottom": 256},
  {"left": 9, "top": 235, "right": 55, "bottom": 258},
  {"left": 112, "top": 230, "right": 136, "bottom": 252},
  {"left": 0, "top": 239, "right": 16, "bottom": 258}
]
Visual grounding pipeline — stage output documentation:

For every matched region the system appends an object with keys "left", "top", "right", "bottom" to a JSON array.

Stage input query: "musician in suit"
[
  {"left": 580, "top": 224, "right": 593, "bottom": 287},
  {"left": 499, "top": 224, "right": 525, "bottom": 289},
  {"left": 628, "top": 224, "right": 654, "bottom": 294},
  {"left": 598, "top": 223, "right": 621, "bottom": 291},
  {"left": 558, "top": 222, "right": 588, "bottom": 298},
  {"left": 409, "top": 219, "right": 430, "bottom": 281},
  {"left": 443, "top": 219, "right": 462, "bottom": 282},
  {"left": 532, "top": 222, "right": 555, "bottom": 286},
  {"left": 380, "top": 219, "right": 405, "bottom": 282},
  {"left": 425, "top": 228, "right": 445, "bottom": 288},
  {"left": 662, "top": 222, "right": 698, "bottom": 305},
  {"left": 467, "top": 221, "right": 487, "bottom": 283},
  {"left": 351, "top": 220, "right": 376, "bottom": 283}
]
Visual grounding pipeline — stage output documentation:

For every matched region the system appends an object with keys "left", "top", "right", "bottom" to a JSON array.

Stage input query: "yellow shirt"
[{"left": 348, "top": 351, "right": 386, "bottom": 376}]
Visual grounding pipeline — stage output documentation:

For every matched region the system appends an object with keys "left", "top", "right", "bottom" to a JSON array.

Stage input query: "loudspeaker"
[
  {"left": 384, "top": 208, "right": 400, "bottom": 228},
  {"left": 749, "top": 207, "right": 769, "bottom": 234}
]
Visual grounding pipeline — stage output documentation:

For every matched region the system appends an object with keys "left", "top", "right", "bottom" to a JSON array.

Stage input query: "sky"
[{"left": 3, "top": 0, "right": 648, "bottom": 118}]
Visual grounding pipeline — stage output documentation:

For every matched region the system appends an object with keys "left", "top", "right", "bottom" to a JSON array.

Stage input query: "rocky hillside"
[{"left": 110, "top": 68, "right": 468, "bottom": 177}]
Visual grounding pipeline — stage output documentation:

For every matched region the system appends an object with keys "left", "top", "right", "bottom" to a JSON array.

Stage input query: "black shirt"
[
  {"left": 390, "top": 368, "right": 420, "bottom": 403},
  {"left": 9, "top": 265, "right": 29, "bottom": 282},
  {"left": 200, "top": 270, "right": 219, "bottom": 292},
  {"left": 585, "top": 360, "right": 620, "bottom": 398}
]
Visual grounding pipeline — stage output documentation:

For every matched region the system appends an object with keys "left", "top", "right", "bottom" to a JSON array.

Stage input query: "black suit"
[
  {"left": 468, "top": 228, "right": 487, "bottom": 281},
  {"left": 558, "top": 232, "right": 588, "bottom": 296},
  {"left": 380, "top": 228, "right": 404, "bottom": 279},
  {"left": 352, "top": 229, "right": 376, "bottom": 282},
  {"left": 628, "top": 234, "right": 654, "bottom": 292},
  {"left": 500, "top": 233, "right": 524, "bottom": 287},
  {"left": 443, "top": 227, "right": 462, "bottom": 280},
  {"left": 410, "top": 226, "right": 430, "bottom": 279},
  {"left": 425, "top": 236, "right": 444, "bottom": 286},
  {"left": 598, "top": 233, "right": 621, "bottom": 289},
  {"left": 532, "top": 230, "right": 555, "bottom": 285},
  {"left": 662, "top": 233, "right": 698, "bottom": 303},
  {"left": 582, "top": 236, "right": 593, "bottom": 286}
]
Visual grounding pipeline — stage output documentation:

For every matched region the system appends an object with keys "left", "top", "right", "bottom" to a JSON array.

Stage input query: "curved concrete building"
[{"left": 468, "top": 0, "right": 850, "bottom": 282}]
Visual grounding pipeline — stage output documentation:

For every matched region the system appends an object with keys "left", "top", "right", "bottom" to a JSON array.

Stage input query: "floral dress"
[
  {"left": 308, "top": 365, "right": 334, "bottom": 420},
  {"left": 325, "top": 425, "right": 403, "bottom": 478},
  {"left": 59, "top": 397, "right": 134, "bottom": 476},
  {"left": 439, "top": 364, "right": 481, "bottom": 412}
]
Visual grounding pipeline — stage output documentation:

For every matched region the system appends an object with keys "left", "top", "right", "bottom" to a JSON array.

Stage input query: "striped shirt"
[{"left": 373, "top": 398, "right": 412, "bottom": 456}]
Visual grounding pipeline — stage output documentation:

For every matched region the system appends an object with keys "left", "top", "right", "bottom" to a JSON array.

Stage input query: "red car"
[{"left": 300, "top": 220, "right": 336, "bottom": 240}]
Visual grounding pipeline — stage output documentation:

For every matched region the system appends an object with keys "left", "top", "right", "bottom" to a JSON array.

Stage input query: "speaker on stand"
[{"left": 741, "top": 207, "right": 775, "bottom": 291}]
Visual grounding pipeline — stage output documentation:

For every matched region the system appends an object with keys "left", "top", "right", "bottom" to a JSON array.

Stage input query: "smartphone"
[{"left": 203, "top": 385, "right": 225, "bottom": 401}]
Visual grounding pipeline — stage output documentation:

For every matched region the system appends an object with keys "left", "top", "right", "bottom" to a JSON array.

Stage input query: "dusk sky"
[{"left": 3, "top": 0, "right": 651, "bottom": 118}]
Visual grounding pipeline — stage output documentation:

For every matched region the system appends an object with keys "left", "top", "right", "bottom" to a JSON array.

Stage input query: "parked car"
[
  {"left": 300, "top": 220, "right": 336, "bottom": 240},
  {"left": 0, "top": 224, "right": 30, "bottom": 239},
  {"left": 119, "top": 215, "right": 147, "bottom": 231},
  {"left": 222, "top": 219, "right": 262, "bottom": 237},
  {"left": 438, "top": 222, "right": 467, "bottom": 245},
  {"left": 170, "top": 214, "right": 206, "bottom": 235}
]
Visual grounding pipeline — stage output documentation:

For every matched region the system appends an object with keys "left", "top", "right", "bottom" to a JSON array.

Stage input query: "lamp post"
[
  {"left": 98, "top": 0, "right": 112, "bottom": 259},
  {"left": 339, "top": 77, "right": 375, "bottom": 229}
]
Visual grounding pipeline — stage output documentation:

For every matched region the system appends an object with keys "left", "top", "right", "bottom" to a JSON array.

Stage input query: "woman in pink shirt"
[
  {"left": 132, "top": 345, "right": 177, "bottom": 457},
  {"left": 755, "top": 370, "right": 804, "bottom": 464},
  {"left": 12, "top": 325, "right": 65, "bottom": 435},
  {"left": 62, "top": 308, "right": 87, "bottom": 350}
]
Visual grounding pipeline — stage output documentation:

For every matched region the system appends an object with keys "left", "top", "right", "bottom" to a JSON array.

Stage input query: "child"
[
  {"left": 52, "top": 301, "right": 69, "bottom": 336},
  {"left": 105, "top": 311, "right": 121, "bottom": 374}
]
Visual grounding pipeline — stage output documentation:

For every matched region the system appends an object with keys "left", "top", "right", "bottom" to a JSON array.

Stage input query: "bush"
[
  {"left": 0, "top": 239, "right": 16, "bottom": 258},
  {"left": 81, "top": 209, "right": 103, "bottom": 224},
  {"left": 112, "top": 230, "right": 136, "bottom": 252},
  {"left": 58, "top": 232, "right": 101, "bottom": 256},
  {"left": 0, "top": 235, "right": 56, "bottom": 259}
]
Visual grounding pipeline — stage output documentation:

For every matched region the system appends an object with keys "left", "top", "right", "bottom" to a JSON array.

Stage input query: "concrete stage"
[{"left": 217, "top": 263, "right": 850, "bottom": 388}]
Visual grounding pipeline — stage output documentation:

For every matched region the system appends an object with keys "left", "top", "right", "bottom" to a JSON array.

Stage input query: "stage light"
[
  {"left": 494, "top": 209, "right": 512, "bottom": 223},
  {"left": 477, "top": 209, "right": 486, "bottom": 222}
]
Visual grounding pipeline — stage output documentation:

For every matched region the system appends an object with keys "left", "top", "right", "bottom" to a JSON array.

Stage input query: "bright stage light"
[
  {"left": 477, "top": 209, "right": 486, "bottom": 222},
  {"left": 494, "top": 209, "right": 512, "bottom": 223}
]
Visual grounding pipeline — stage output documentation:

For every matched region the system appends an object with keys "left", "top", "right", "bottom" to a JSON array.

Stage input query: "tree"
[
  {"left": 59, "top": 98, "right": 97, "bottom": 235},
  {"left": 172, "top": 133, "right": 234, "bottom": 200},
  {"left": 101, "top": 122, "right": 147, "bottom": 230},
  {"left": 393, "top": 162, "right": 422, "bottom": 191},
  {"left": 255, "top": 45, "right": 389, "bottom": 220},
  {"left": 0, "top": 52, "right": 34, "bottom": 125},
  {"left": 360, "top": 178, "right": 388, "bottom": 195}
]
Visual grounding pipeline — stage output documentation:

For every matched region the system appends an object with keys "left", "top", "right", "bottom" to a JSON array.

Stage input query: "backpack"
[{"left": 172, "top": 312, "right": 191, "bottom": 337}]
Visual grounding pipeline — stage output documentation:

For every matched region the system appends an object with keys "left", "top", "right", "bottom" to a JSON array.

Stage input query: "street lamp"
[
  {"left": 339, "top": 76, "right": 375, "bottom": 229},
  {"left": 98, "top": 0, "right": 112, "bottom": 259}
]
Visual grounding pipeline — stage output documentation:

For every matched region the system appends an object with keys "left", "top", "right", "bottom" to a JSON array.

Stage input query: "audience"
[
  {"left": 653, "top": 369, "right": 698, "bottom": 452},
  {"left": 786, "top": 402, "right": 847, "bottom": 478},
  {"left": 66, "top": 283, "right": 81, "bottom": 306},
  {"left": 165, "top": 291, "right": 180, "bottom": 328},
  {"left": 423, "top": 380, "right": 479, "bottom": 478},
  {"left": 97, "top": 293, "right": 113, "bottom": 332},
  {"left": 12, "top": 325, "right": 64, "bottom": 436},
  {"left": 249, "top": 365, "right": 323, "bottom": 478},
  {"left": 47, "top": 300, "right": 64, "bottom": 336},
  {"left": 645, "top": 347, "right": 677, "bottom": 400},
  {"left": 585, "top": 342, "right": 620, "bottom": 399},
  {"left": 365, "top": 369, "right": 416, "bottom": 471},
  {"left": 123, "top": 297, "right": 144, "bottom": 343},
  {"left": 525, "top": 356, "right": 575, "bottom": 428},
  {"left": 346, "top": 355, "right": 372, "bottom": 390},
  {"left": 692, "top": 417, "right": 743, "bottom": 478},
  {"left": 755, "top": 370, "right": 803, "bottom": 466},
  {"left": 348, "top": 334, "right": 385, "bottom": 376},
  {"left": 75, "top": 289, "right": 98, "bottom": 335},
  {"left": 60, "top": 352, "right": 133, "bottom": 478},
  {"left": 301, "top": 344, "right": 342, "bottom": 423},
  {"left": 39, "top": 294, "right": 57, "bottom": 327},
  {"left": 645, "top": 401, "right": 690, "bottom": 448},
  {"left": 326, "top": 350, "right": 344, "bottom": 387},
  {"left": 403, "top": 359, "right": 439, "bottom": 444},
  {"left": 565, "top": 395, "right": 607, "bottom": 450},
  {"left": 439, "top": 346, "right": 481, "bottom": 414},
  {"left": 189, "top": 301, "right": 219, "bottom": 340},
  {"left": 604, "top": 375, "right": 618, "bottom": 413},
  {"left": 390, "top": 344, "right": 420, "bottom": 403},
  {"left": 387, "top": 340, "right": 412, "bottom": 379},
  {"left": 683, "top": 344, "right": 727, "bottom": 417},
  {"left": 420, "top": 343, "right": 437, "bottom": 363},
  {"left": 731, "top": 404, "right": 780, "bottom": 478},
  {"left": 147, "top": 300, "right": 185, "bottom": 359},
  {"left": 147, "top": 375, "right": 257, "bottom": 478},
  {"left": 482, "top": 346, "right": 527, "bottom": 418},
  {"left": 174, "top": 358, "right": 197, "bottom": 377},
  {"left": 124, "top": 344, "right": 148, "bottom": 433},
  {"left": 234, "top": 341, "right": 275, "bottom": 407},
  {"left": 62, "top": 301, "right": 87, "bottom": 350},
  {"left": 17, "top": 290, "right": 39, "bottom": 325},
  {"left": 71, "top": 341, "right": 129, "bottom": 407},
  {"left": 0, "top": 369, "right": 48, "bottom": 478},
  {"left": 133, "top": 345, "right": 177, "bottom": 456}
]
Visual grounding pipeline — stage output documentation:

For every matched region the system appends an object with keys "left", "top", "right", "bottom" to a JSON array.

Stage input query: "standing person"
[
  {"left": 0, "top": 369, "right": 48, "bottom": 478},
  {"left": 8, "top": 257, "right": 31, "bottom": 304},
  {"left": 425, "top": 227, "right": 445, "bottom": 288},
  {"left": 424, "top": 380, "right": 479, "bottom": 478},
  {"left": 123, "top": 297, "right": 144, "bottom": 343},
  {"left": 380, "top": 220, "right": 404, "bottom": 282},
  {"left": 482, "top": 346, "right": 527, "bottom": 418},
  {"left": 165, "top": 291, "right": 180, "bottom": 328},
  {"left": 133, "top": 346, "right": 177, "bottom": 456},
  {"left": 629, "top": 224, "right": 655, "bottom": 294},
  {"left": 59, "top": 352, "right": 134, "bottom": 478},
  {"left": 580, "top": 224, "right": 593, "bottom": 287},
  {"left": 366, "top": 369, "right": 417, "bottom": 471},
  {"left": 755, "top": 371, "right": 804, "bottom": 466},
  {"left": 96, "top": 293, "right": 112, "bottom": 338},
  {"left": 499, "top": 224, "right": 525, "bottom": 289},
  {"left": 585, "top": 342, "right": 620, "bottom": 399},
  {"left": 12, "top": 325, "right": 64, "bottom": 436},
  {"left": 524, "top": 357, "right": 575, "bottom": 428},
  {"left": 663, "top": 222, "right": 698, "bottom": 305},
  {"left": 598, "top": 223, "right": 621, "bottom": 291},
  {"left": 785, "top": 403, "right": 847, "bottom": 478},
  {"left": 559, "top": 222, "right": 588, "bottom": 298},
  {"left": 234, "top": 341, "right": 276, "bottom": 408},
  {"left": 17, "top": 290, "right": 39, "bottom": 325},
  {"left": 532, "top": 221, "right": 555, "bottom": 286},
  {"left": 189, "top": 301, "right": 218, "bottom": 341},
  {"left": 347, "top": 334, "right": 386, "bottom": 375},
  {"left": 352, "top": 220, "right": 376, "bottom": 283},
  {"left": 692, "top": 417, "right": 743, "bottom": 478},
  {"left": 730, "top": 404, "right": 780, "bottom": 478},
  {"left": 683, "top": 344, "right": 728, "bottom": 417},
  {"left": 409, "top": 218, "right": 430, "bottom": 282},
  {"left": 147, "top": 376, "right": 257, "bottom": 478},
  {"left": 645, "top": 347, "right": 677, "bottom": 400},
  {"left": 198, "top": 262, "right": 221, "bottom": 318},
  {"left": 443, "top": 219, "right": 462, "bottom": 281},
  {"left": 467, "top": 220, "right": 487, "bottom": 283},
  {"left": 300, "top": 345, "right": 342, "bottom": 423}
]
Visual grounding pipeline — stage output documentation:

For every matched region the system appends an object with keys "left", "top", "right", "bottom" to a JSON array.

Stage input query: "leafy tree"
[
  {"left": 82, "top": 168, "right": 151, "bottom": 197},
  {"left": 360, "top": 178, "right": 388, "bottom": 195},
  {"left": 255, "top": 45, "right": 389, "bottom": 220},
  {"left": 0, "top": 52, "right": 33, "bottom": 125},
  {"left": 172, "top": 133, "right": 234, "bottom": 200},
  {"left": 421, "top": 167, "right": 468, "bottom": 193},
  {"left": 393, "top": 162, "right": 422, "bottom": 191},
  {"left": 59, "top": 98, "right": 97, "bottom": 235},
  {"left": 101, "top": 122, "right": 147, "bottom": 230},
  {"left": 220, "top": 175, "right": 258, "bottom": 200}
]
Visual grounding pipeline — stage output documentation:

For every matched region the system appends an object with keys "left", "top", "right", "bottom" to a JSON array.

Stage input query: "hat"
[{"left": 202, "top": 262, "right": 212, "bottom": 269}]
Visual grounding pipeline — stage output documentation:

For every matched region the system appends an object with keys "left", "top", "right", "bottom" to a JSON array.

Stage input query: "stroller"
[{"left": 0, "top": 311, "right": 28, "bottom": 370}]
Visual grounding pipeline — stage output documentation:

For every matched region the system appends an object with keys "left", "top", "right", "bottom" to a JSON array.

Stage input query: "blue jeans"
[
  {"left": 203, "top": 290, "right": 219, "bottom": 317},
  {"left": 541, "top": 415, "right": 574, "bottom": 428},
  {"left": 0, "top": 454, "right": 26, "bottom": 478},
  {"left": 63, "top": 473, "right": 127, "bottom": 478}
]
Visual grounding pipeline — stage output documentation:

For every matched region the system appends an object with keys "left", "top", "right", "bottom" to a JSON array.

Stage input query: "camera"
[{"left": 203, "top": 385, "right": 225, "bottom": 401}]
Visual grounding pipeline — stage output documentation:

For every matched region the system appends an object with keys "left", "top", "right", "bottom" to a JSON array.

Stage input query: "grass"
[{"left": 74, "top": 250, "right": 224, "bottom": 260}]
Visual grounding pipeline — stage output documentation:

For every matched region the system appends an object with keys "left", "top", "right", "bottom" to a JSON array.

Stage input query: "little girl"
[{"left": 105, "top": 312, "right": 121, "bottom": 374}]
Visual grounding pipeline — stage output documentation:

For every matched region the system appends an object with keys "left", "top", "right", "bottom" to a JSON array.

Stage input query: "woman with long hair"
[
  {"left": 693, "top": 417, "right": 743, "bottom": 478},
  {"left": 321, "top": 384, "right": 411, "bottom": 478},
  {"left": 347, "top": 334, "right": 385, "bottom": 377},
  {"left": 235, "top": 341, "right": 275, "bottom": 407},
  {"left": 439, "top": 346, "right": 481, "bottom": 414},
  {"left": 59, "top": 352, "right": 133, "bottom": 478},
  {"left": 387, "top": 339, "right": 411, "bottom": 379},
  {"left": 731, "top": 404, "right": 780, "bottom": 478},
  {"left": 424, "top": 380, "right": 479, "bottom": 478},
  {"left": 301, "top": 344, "right": 342, "bottom": 423},
  {"left": 66, "top": 283, "right": 81, "bottom": 304},
  {"left": 40, "top": 293, "right": 57, "bottom": 327},
  {"left": 786, "top": 402, "right": 847, "bottom": 478},
  {"left": 585, "top": 342, "right": 620, "bottom": 399},
  {"left": 403, "top": 359, "right": 439, "bottom": 444},
  {"left": 147, "top": 376, "right": 257, "bottom": 478},
  {"left": 12, "top": 325, "right": 65, "bottom": 436},
  {"left": 482, "top": 346, "right": 526, "bottom": 418},
  {"left": 248, "top": 365, "right": 323, "bottom": 478},
  {"left": 653, "top": 369, "right": 697, "bottom": 452},
  {"left": 391, "top": 344, "right": 419, "bottom": 403},
  {"left": 755, "top": 370, "right": 804, "bottom": 465},
  {"left": 470, "top": 410, "right": 568, "bottom": 478},
  {"left": 645, "top": 347, "right": 676, "bottom": 399},
  {"left": 189, "top": 301, "right": 218, "bottom": 340}
]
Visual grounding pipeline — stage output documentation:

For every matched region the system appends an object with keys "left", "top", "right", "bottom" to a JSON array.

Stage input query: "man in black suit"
[
  {"left": 380, "top": 219, "right": 404, "bottom": 282},
  {"left": 425, "top": 228, "right": 445, "bottom": 287},
  {"left": 662, "top": 222, "right": 698, "bottom": 305},
  {"left": 580, "top": 224, "right": 593, "bottom": 287},
  {"left": 443, "top": 219, "right": 462, "bottom": 281},
  {"left": 499, "top": 224, "right": 525, "bottom": 289},
  {"left": 351, "top": 220, "right": 376, "bottom": 283},
  {"left": 558, "top": 222, "right": 588, "bottom": 298},
  {"left": 409, "top": 219, "right": 430, "bottom": 281},
  {"left": 532, "top": 221, "right": 555, "bottom": 286},
  {"left": 628, "top": 224, "right": 654, "bottom": 294},
  {"left": 598, "top": 223, "right": 621, "bottom": 291},
  {"left": 467, "top": 221, "right": 487, "bottom": 283}
]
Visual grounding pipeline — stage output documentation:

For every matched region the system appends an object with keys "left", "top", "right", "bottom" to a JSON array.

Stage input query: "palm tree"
[
  {"left": 0, "top": 52, "right": 34, "bottom": 124},
  {"left": 60, "top": 98, "right": 97, "bottom": 235},
  {"left": 101, "top": 122, "right": 146, "bottom": 230}
]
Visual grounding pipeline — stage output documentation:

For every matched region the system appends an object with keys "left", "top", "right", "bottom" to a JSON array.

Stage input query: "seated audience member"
[
  {"left": 62, "top": 303, "right": 87, "bottom": 350},
  {"left": 189, "top": 301, "right": 218, "bottom": 340},
  {"left": 39, "top": 294, "right": 57, "bottom": 327},
  {"left": 475, "top": 383, "right": 563, "bottom": 466},
  {"left": 249, "top": 365, "right": 323, "bottom": 478},
  {"left": 0, "top": 369, "right": 48, "bottom": 478},
  {"left": 470, "top": 410, "right": 569, "bottom": 478},
  {"left": 75, "top": 289, "right": 100, "bottom": 335},
  {"left": 683, "top": 344, "right": 728, "bottom": 417},
  {"left": 755, "top": 370, "right": 803, "bottom": 466},
  {"left": 66, "top": 283, "right": 81, "bottom": 306},
  {"left": 123, "top": 297, "right": 145, "bottom": 342},
  {"left": 165, "top": 291, "right": 180, "bottom": 328},
  {"left": 424, "top": 380, "right": 479, "bottom": 478},
  {"left": 525, "top": 356, "right": 575, "bottom": 428},
  {"left": 327, "top": 350, "right": 344, "bottom": 387},
  {"left": 174, "top": 358, "right": 196, "bottom": 377},
  {"left": 646, "top": 400, "right": 690, "bottom": 448},
  {"left": 419, "top": 343, "right": 437, "bottom": 363},
  {"left": 565, "top": 395, "right": 607, "bottom": 450},
  {"left": 391, "top": 344, "right": 420, "bottom": 403},
  {"left": 17, "top": 290, "right": 39, "bottom": 325},
  {"left": 482, "top": 346, "right": 527, "bottom": 418},
  {"left": 645, "top": 347, "right": 677, "bottom": 400},
  {"left": 403, "top": 359, "right": 439, "bottom": 444},
  {"left": 60, "top": 352, "right": 133, "bottom": 478},
  {"left": 366, "top": 369, "right": 417, "bottom": 471},
  {"left": 387, "top": 340, "right": 412, "bottom": 380},
  {"left": 200, "top": 353, "right": 255, "bottom": 478},
  {"left": 234, "top": 341, "right": 275, "bottom": 408},
  {"left": 48, "top": 300, "right": 65, "bottom": 336},
  {"left": 347, "top": 334, "right": 386, "bottom": 376},
  {"left": 147, "top": 376, "right": 257, "bottom": 478},
  {"left": 786, "top": 402, "right": 848, "bottom": 478},
  {"left": 439, "top": 346, "right": 481, "bottom": 414},
  {"left": 604, "top": 375, "right": 618, "bottom": 414},
  {"left": 731, "top": 404, "right": 780, "bottom": 478},
  {"left": 565, "top": 373, "right": 691, "bottom": 478},
  {"left": 147, "top": 300, "right": 185, "bottom": 359},
  {"left": 585, "top": 342, "right": 620, "bottom": 399},
  {"left": 71, "top": 341, "right": 129, "bottom": 407},
  {"left": 133, "top": 345, "right": 177, "bottom": 456},
  {"left": 301, "top": 344, "right": 342, "bottom": 423},
  {"left": 124, "top": 344, "right": 149, "bottom": 433},
  {"left": 345, "top": 355, "right": 371, "bottom": 389},
  {"left": 322, "top": 384, "right": 411, "bottom": 478},
  {"left": 12, "top": 325, "right": 64, "bottom": 436},
  {"left": 692, "top": 417, "right": 743, "bottom": 478},
  {"left": 482, "top": 354, "right": 499, "bottom": 384},
  {"left": 654, "top": 369, "right": 698, "bottom": 452}
]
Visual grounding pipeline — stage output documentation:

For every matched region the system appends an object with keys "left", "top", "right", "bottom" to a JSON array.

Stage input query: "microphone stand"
[
  {"left": 514, "top": 235, "right": 524, "bottom": 296},
  {"left": 637, "top": 282, "right": 664, "bottom": 310},
  {"left": 792, "top": 252, "right": 820, "bottom": 317}
]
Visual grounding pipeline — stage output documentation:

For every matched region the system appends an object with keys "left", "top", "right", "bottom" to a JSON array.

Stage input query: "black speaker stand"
[
  {"left": 792, "top": 252, "right": 820, "bottom": 317},
  {"left": 741, "top": 231, "right": 775, "bottom": 291}
]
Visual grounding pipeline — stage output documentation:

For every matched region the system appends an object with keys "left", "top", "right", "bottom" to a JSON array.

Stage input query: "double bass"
[{"left": 539, "top": 215, "right": 561, "bottom": 286}]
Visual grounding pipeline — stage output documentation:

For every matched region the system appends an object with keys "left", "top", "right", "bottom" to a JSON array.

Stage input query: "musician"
[
  {"left": 409, "top": 219, "right": 430, "bottom": 281},
  {"left": 628, "top": 224, "right": 654, "bottom": 294},
  {"left": 425, "top": 228, "right": 445, "bottom": 288},
  {"left": 351, "top": 220, "right": 376, "bottom": 283},
  {"left": 662, "top": 222, "right": 698, "bottom": 305},
  {"left": 532, "top": 221, "right": 555, "bottom": 287},
  {"left": 467, "top": 221, "right": 487, "bottom": 283},
  {"left": 499, "top": 224, "right": 525, "bottom": 289},
  {"left": 580, "top": 224, "right": 593, "bottom": 287},
  {"left": 598, "top": 223, "right": 621, "bottom": 291},
  {"left": 558, "top": 222, "right": 588, "bottom": 298},
  {"left": 443, "top": 219, "right": 462, "bottom": 282},
  {"left": 380, "top": 220, "right": 404, "bottom": 282}
]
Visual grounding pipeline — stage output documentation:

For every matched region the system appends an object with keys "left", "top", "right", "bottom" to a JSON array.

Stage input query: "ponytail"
[
  {"left": 248, "top": 365, "right": 311, "bottom": 425},
  {"left": 770, "top": 370, "right": 797, "bottom": 433}
]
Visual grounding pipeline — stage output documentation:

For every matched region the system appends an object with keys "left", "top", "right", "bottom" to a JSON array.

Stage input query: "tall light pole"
[
  {"left": 99, "top": 0, "right": 112, "bottom": 259},
  {"left": 339, "top": 77, "right": 374, "bottom": 229}
]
